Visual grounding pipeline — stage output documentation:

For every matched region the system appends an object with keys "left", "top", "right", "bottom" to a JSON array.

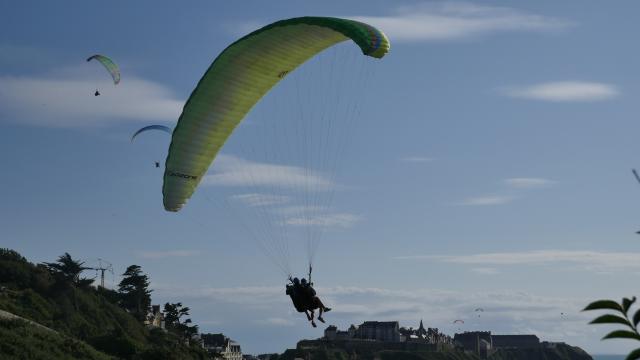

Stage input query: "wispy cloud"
[
  {"left": 504, "top": 178, "right": 555, "bottom": 189},
  {"left": 0, "top": 68, "right": 183, "bottom": 127},
  {"left": 471, "top": 267, "right": 500, "bottom": 275},
  {"left": 456, "top": 177, "right": 553, "bottom": 206},
  {"left": 255, "top": 317, "right": 295, "bottom": 326},
  {"left": 231, "top": 193, "right": 291, "bottom": 207},
  {"left": 502, "top": 81, "right": 618, "bottom": 102},
  {"left": 400, "top": 156, "right": 434, "bottom": 163},
  {"left": 285, "top": 213, "right": 362, "bottom": 228},
  {"left": 204, "top": 155, "right": 334, "bottom": 191},
  {"left": 395, "top": 250, "right": 640, "bottom": 273},
  {"left": 350, "top": 2, "right": 572, "bottom": 42},
  {"left": 138, "top": 250, "right": 199, "bottom": 259},
  {"left": 156, "top": 283, "right": 593, "bottom": 344},
  {"left": 457, "top": 195, "right": 514, "bottom": 206}
]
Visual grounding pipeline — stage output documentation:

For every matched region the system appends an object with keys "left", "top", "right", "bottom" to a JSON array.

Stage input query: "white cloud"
[
  {"left": 162, "top": 286, "right": 283, "bottom": 305},
  {"left": 231, "top": 193, "right": 291, "bottom": 207},
  {"left": 0, "top": 69, "right": 183, "bottom": 127},
  {"left": 285, "top": 213, "right": 362, "bottom": 228},
  {"left": 204, "top": 155, "right": 334, "bottom": 191},
  {"left": 471, "top": 267, "right": 500, "bottom": 275},
  {"left": 256, "top": 317, "right": 295, "bottom": 326},
  {"left": 458, "top": 195, "right": 514, "bottom": 206},
  {"left": 504, "top": 178, "right": 555, "bottom": 189},
  {"left": 156, "top": 283, "right": 593, "bottom": 339},
  {"left": 138, "top": 250, "right": 199, "bottom": 259},
  {"left": 395, "top": 250, "right": 640, "bottom": 273},
  {"left": 350, "top": 2, "right": 572, "bottom": 42},
  {"left": 502, "top": 81, "right": 618, "bottom": 102},
  {"left": 400, "top": 156, "right": 434, "bottom": 163}
]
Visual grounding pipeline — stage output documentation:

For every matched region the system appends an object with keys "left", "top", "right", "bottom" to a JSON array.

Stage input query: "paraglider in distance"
[
  {"left": 130, "top": 125, "right": 173, "bottom": 142},
  {"left": 475, "top": 308, "right": 484, "bottom": 317},
  {"left": 453, "top": 320, "right": 464, "bottom": 324},
  {"left": 87, "top": 54, "right": 120, "bottom": 85},
  {"left": 131, "top": 125, "right": 173, "bottom": 168},
  {"left": 161, "top": 16, "right": 390, "bottom": 213}
]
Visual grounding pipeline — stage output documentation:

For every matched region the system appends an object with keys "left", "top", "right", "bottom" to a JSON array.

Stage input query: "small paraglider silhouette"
[
  {"left": 453, "top": 319, "right": 464, "bottom": 332},
  {"left": 475, "top": 308, "right": 484, "bottom": 317},
  {"left": 87, "top": 54, "right": 119, "bottom": 96},
  {"left": 130, "top": 125, "right": 172, "bottom": 169}
]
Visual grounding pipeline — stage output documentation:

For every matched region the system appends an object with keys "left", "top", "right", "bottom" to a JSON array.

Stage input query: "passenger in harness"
[{"left": 286, "top": 274, "right": 331, "bottom": 327}]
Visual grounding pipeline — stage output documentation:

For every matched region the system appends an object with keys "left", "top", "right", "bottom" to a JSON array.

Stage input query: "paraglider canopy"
[
  {"left": 162, "top": 16, "right": 390, "bottom": 212},
  {"left": 131, "top": 125, "right": 173, "bottom": 142},
  {"left": 87, "top": 54, "right": 120, "bottom": 85}
]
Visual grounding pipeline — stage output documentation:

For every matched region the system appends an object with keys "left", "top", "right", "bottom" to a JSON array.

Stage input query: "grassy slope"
[{"left": 0, "top": 318, "right": 112, "bottom": 360}]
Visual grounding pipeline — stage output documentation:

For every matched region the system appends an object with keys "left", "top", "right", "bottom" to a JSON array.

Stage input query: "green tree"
[
  {"left": 43, "top": 252, "right": 94, "bottom": 288},
  {"left": 164, "top": 302, "right": 199, "bottom": 340},
  {"left": 118, "top": 265, "right": 152, "bottom": 322}
]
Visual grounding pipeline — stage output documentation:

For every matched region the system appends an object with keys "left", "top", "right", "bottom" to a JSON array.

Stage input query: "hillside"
[
  {"left": 0, "top": 248, "right": 211, "bottom": 360},
  {"left": 279, "top": 347, "right": 480, "bottom": 360},
  {"left": 275, "top": 343, "right": 593, "bottom": 360},
  {"left": 0, "top": 318, "right": 112, "bottom": 360},
  {"left": 488, "top": 343, "right": 592, "bottom": 360}
]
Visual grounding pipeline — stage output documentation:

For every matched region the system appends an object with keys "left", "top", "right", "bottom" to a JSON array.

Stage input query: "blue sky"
[{"left": 2, "top": 0, "right": 640, "bottom": 355}]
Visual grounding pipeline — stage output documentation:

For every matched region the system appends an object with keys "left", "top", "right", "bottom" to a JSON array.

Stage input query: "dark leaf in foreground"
[
  {"left": 602, "top": 330, "right": 640, "bottom": 341},
  {"left": 626, "top": 348, "right": 640, "bottom": 360},
  {"left": 590, "top": 314, "right": 632, "bottom": 327},
  {"left": 633, "top": 308, "right": 640, "bottom": 327},
  {"left": 583, "top": 300, "right": 624, "bottom": 312},
  {"left": 623, "top": 297, "right": 637, "bottom": 313}
]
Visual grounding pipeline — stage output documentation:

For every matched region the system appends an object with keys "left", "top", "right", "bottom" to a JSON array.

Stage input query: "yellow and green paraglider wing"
[
  {"left": 87, "top": 54, "right": 120, "bottom": 84},
  {"left": 163, "top": 16, "right": 390, "bottom": 212}
]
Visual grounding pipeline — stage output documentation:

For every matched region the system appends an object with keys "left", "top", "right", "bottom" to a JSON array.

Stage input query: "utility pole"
[{"left": 87, "top": 258, "right": 113, "bottom": 288}]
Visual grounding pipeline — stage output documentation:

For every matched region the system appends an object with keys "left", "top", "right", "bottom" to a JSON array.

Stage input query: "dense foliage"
[{"left": 0, "top": 248, "right": 212, "bottom": 360}]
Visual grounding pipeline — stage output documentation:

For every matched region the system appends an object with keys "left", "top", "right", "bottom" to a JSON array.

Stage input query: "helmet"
[
  {"left": 293, "top": 277, "right": 300, "bottom": 284},
  {"left": 301, "top": 278, "right": 307, "bottom": 285}
]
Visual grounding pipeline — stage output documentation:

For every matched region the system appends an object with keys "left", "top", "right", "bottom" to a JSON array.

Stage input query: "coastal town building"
[
  {"left": 453, "top": 331, "right": 541, "bottom": 358},
  {"left": 201, "top": 333, "right": 242, "bottom": 360},
  {"left": 297, "top": 319, "right": 453, "bottom": 354},
  {"left": 492, "top": 334, "right": 540, "bottom": 349},
  {"left": 453, "top": 331, "right": 492, "bottom": 358},
  {"left": 356, "top": 321, "right": 401, "bottom": 342},
  {"left": 144, "top": 304, "right": 165, "bottom": 330},
  {"left": 322, "top": 320, "right": 452, "bottom": 345}
]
